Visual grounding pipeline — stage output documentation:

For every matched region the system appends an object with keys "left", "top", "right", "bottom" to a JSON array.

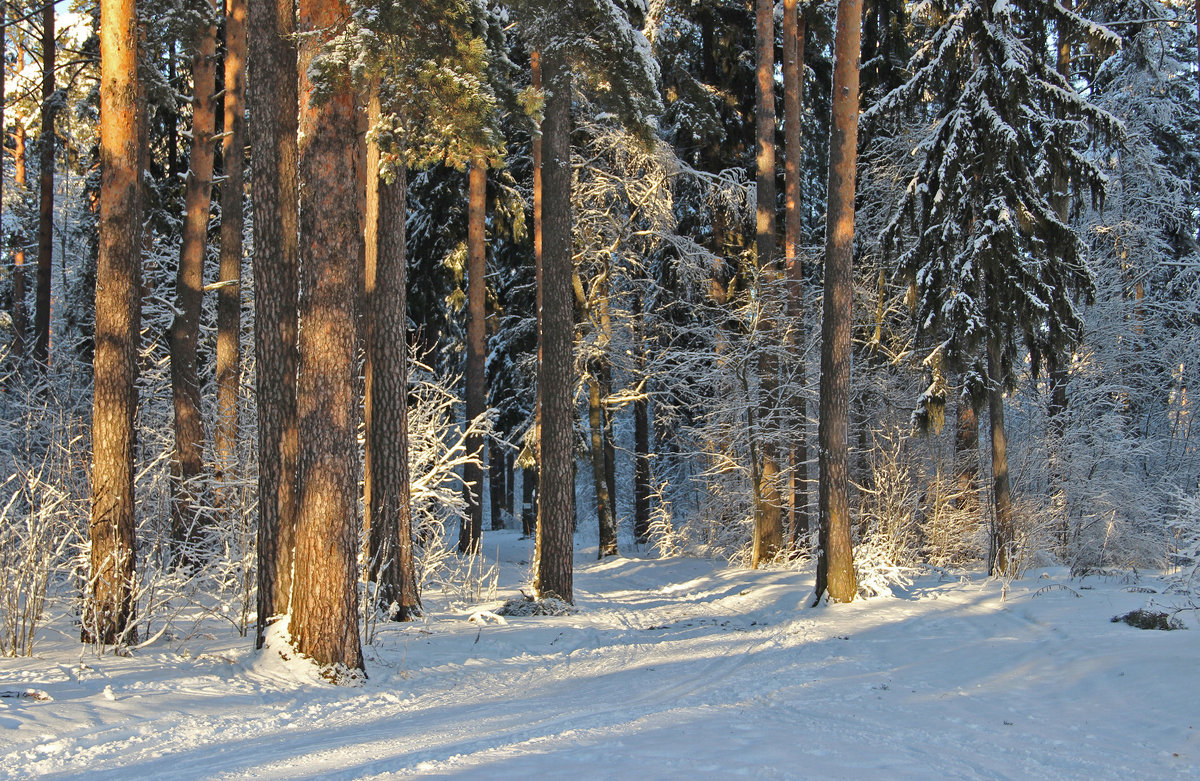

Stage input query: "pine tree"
[
  {"left": 87, "top": 0, "right": 142, "bottom": 645},
  {"left": 815, "top": 0, "right": 863, "bottom": 604},
  {"left": 247, "top": 0, "right": 300, "bottom": 648},
  {"left": 864, "top": 0, "right": 1119, "bottom": 574}
]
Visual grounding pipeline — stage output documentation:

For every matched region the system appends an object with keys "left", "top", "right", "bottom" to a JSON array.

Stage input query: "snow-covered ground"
[{"left": 2, "top": 530, "right": 1197, "bottom": 779}]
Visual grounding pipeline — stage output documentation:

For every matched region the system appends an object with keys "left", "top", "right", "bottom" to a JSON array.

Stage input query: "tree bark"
[
  {"left": 783, "top": 0, "right": 809, "bottom": 545},
  {"left": 530, "top": 49, "right": 543, "bottom": 543},
  {"left": 954, "top": 395, "right": 979, "bottom": 508},
  {"left": 460, "top": 160, "right": 487, "bottom": 553},
  {"left": 169, "top": 11, "right": 218, "bottom": 559},
  {"left": 815, "top": 0, "right": 862, "bottom": 604},
  {"left": 371, "top": 168, "right": 420, "bottom": 620},
  {"left": 11, "top": 124, "right": 26, "bottom": 360},
  {"left": 247, "top": 0, "right": 300, "bottom": 648},
  {"left": 215, "top": 0, "right": 247, "bottom": 486},
  {"left": 987, "top": 329, "right": 1014, "bottom": 576},
  {"left": 633, "top": 289, "right": 651, "bottom": 544},
  {"left": 87, "top": 0, "right": 141, "bottom": 645},
  {"left": 364, "top": 79, "right": 379, "bottom": 570},
  {"left": 752, "top": 0, "right": 783, "bottom": 568},
  {"left": 490, "top": 440, "right": 505, "bottom": 530},
  {"left": 33, "top": 1, "right": 55, "bottom": 369},
  {"left": 534, "top": 49, "right": 574, "bottom": 603},
  {"left": 289, "top": 0, "right": 366, "bottom": 675}
]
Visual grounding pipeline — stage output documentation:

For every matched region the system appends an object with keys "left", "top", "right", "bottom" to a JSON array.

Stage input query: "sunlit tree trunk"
[
  {"left": 530, "top": 49, "right": 543, "bottom": 544},
  {"left": 247, "top": 0, "right": 300, "bottom": 648},
  {"left": 169, "top": 10, "right": 218, "bottom": 558},
  {"left": 815, "top": 0, "right": 862, "bottom": 604},
  {"left": 460, "top": 159, "right": 487, "bottom": 553},
  {"left": 87, "top": 0, "right": 142, "bottom": 644},
  {"left": 215, "top": 0, "right": 247, "bottom": 487},
  {"left": 752, "top": 0, "right": 783, "bottom": 568},
  {"left": 289, "top": 0, "right": 366, "bottom": 675},
  {"left": 33, "top": 1, "right": 55, "bottom": 369},
  {"left": 11, "top": 124, "right": 26, "bottom": 360},
  {"left": 371, "top": 166, "right": 420, "bottom": 620},
  {"left": 783, "top": 0, "right": 809, "bottom": 545},
  {"left": 534, "top": 48, "right": 574, "bottom": 603},
  {"left": 364, "top": 80, "right": 379, "bottom": 571}
]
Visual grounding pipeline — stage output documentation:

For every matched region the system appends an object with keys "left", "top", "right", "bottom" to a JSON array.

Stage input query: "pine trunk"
[
  {"left": 87, "top": 0, "right": 141, "bottom": 645},
  {"left": 289, "top": 0, "right": 365, "bottom": 675},
  {"left": 752, "top": 0, "right": 783, "bottom": 568},
  {"left": 534, "top": 49, "right": 574, "bottom": 603},
  {"left": 364, "top": 80, "right": 379, "bottom": 570},
  {"left": 247, "top": 0, "right": 300, "bottom": 647},
  {"left": 490, "top": 440, "right": 505, "bottom": 530},
  {"left": 954, "top": 396, "right": 979, "bottom": 509},
  {"left": 33, "top": 2, "right": 54, "bottom": 369},
  {"left": 783, "top": 0, "right": 809, "bottom": 545},
  {"left": 11, "top": 125, "right": 26, "bottom": 360},
  {"left": 632, "top": 290, "right": 651, "bottom": 545},
  {"left": 371, "top": 169, "right": 420, "bottom": 620},
  {"left": 169, "top": 14, "right": 218, "bottom": 558},
  {"left": 816, "top": 0, "right": 862, "bottom": 604},
  {"left": 460, "top": 160, "right": 487, "bottom": 553},
  {"left": 987, "top": 329, "right": 1014, "bottom": 576},
  {"left": 215, "top": 0, "right": 247, "bottom": 486}
]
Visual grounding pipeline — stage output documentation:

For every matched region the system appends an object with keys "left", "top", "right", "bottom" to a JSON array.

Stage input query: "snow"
[{"left": 2, "top": 530, "right": 1199, "bottom": 778}]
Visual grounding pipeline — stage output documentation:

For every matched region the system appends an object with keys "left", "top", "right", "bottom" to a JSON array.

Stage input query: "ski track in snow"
[{"left": 2, "top": 530, "right": 1198, "bottom": 779}]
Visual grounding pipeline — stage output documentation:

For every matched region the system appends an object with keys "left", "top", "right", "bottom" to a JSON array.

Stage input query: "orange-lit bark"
[
  {"left": 33, "top": 1, "right": 54, "bottom": 368},
  {"left": 816, "top": 0, "right": 862, "bottom": 604},
  {"left": 169, "top": 10, "right": 218, "bottom": 557},
  {"left": 88, "top": 0, "right": 142, "bottom": 645},
  {"left": 460, "top": 159, "right": 487, "bottom": 553},
  {"left": 289, "top": 0, "right": 365, "bottom": 675}
]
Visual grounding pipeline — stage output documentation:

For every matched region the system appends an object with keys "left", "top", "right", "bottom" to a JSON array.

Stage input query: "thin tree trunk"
[
  {"left": 632, "top": 289, "right": 651, "bottom": 544},
  {"left": 752, "top": 0, "right": 783, "bottom": 568},
  {"left": 289, "top": 0, "right": 366, "bottom": 675},
  {"left": 11, "top": 124, "right": 26, "bottom": 360},
  {"left": 372, "top": 167, "right": 420, "bottom": 620},
  {"left": 522, "top": 464, "right": 536, "bottom": 537},
  {"left": 590, "top": 256, "right": 617, "bottom": 558},
  {"left": 87, "top": 0, "right": 141, "bottom": 645},
  {"left": 815, "top": 0, "right": 862, "bottom": 604},
  {"left": 460, "top": 160, "right": 487, "bottom": 553},
  {"left": 248, "top": 0, "right": 299, "bottom": 648},
  {"left": 534, "top": 49, "right": 574, "bottom": 603},
  {"left": 531, "top": 49, "right": 543, "bottom": 542},
  {"left": 169, "top": 12, "right": 218, "bottom": 559},
  {"left": 364, "top": 79, "right": 380, "bottom": 570},
  {"left": 504, "top": 448, "right": 515, "bottom": 520},
  {"left": 784, "top": 0, "right": 809, "bottom": 546},
  {"left": 987, "top": 329, "right": 1014, "bottom": 576},
  {"left": 215, "top": 0, "right": 247, "bottom": 486},
  {"left": 490, "top": 440, "right": 505, "bottom": 530},
  {"left": 33, "top": 1, "right": 55, "bottom": 369}
]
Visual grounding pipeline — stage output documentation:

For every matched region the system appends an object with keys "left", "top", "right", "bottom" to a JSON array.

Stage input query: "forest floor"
[{"left": 2, "top": 529, "right": 1198, "bottom": 779}]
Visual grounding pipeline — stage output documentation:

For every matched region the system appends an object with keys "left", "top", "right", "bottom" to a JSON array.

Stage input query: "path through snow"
[{"left": 2, "top": 530, "right": 1197, "bottom": 778}]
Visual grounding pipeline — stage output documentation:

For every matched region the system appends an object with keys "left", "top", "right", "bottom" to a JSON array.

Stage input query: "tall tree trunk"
[
  {"left": 215, "top": 0, "right": 247, "bottom": 486},
  {"left": 289, "top": 0, "right": 365, "bottom": 675},
  {"left": 632, "top": 289, "right": 651, "bottom": 545},
  {"left": 783, "top": 0, "right": 809, "bottom": 545},
  {"left": 530, "top": 49, "right": 543, "bottom": 542},
  {"left": 248, "top": 0, "right": 299, "bottom": 648},
  {"left": 364, "top": 79, "right": 380, "bottom": 571},
  {"left": 371, "top": 167, "right": 420, "bottom": 620},
  {"left": 534, "top": 49, "right": 574, "bottom": 603},
  {"left": 460, "top": 160, "right": 487, "bottom": 553},
  {"left": 589, "top": 256, "right": 617, "bottom": 558},
  {"left": 815, "top": 0, "right": 862, "bottom": 604},
  {"left": 752, "top": 0, "right": 783, "bottom": 568},
  {"left": 504, "top": 447, "right": 515, "bottom": 520},
  {"left": 87, "top": 0, "right": 141, "bottom": 645},
  {"left": 11, "top": 124, "right": 26, "bottom": 360},
  {"left": 169, "top": 12, "right": 218, "bottom": 558},
  {"left": 987, "top": 328, "right": 1014, "bottom": 576},
  {"left": 33, "top": 2, "right": 55, "bottom": 369}
]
